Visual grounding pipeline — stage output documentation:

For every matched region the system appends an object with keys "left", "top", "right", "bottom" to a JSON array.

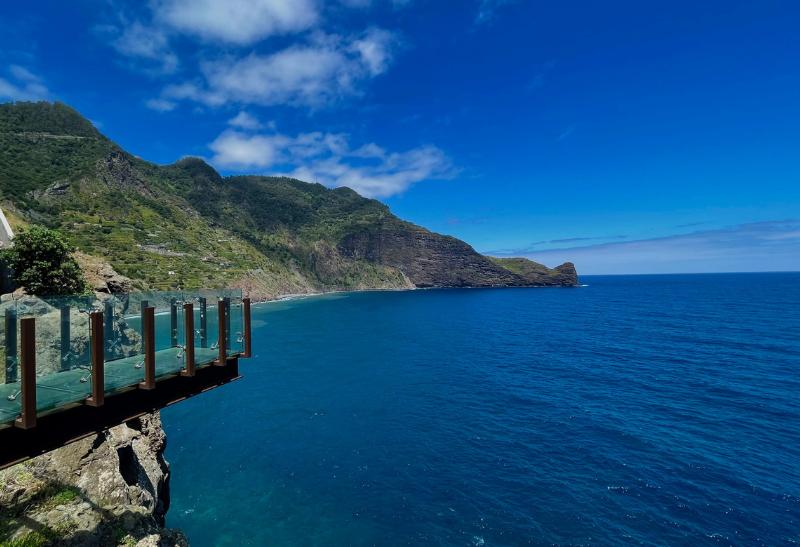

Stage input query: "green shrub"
[{"left": 4, "top": 226, "right": 87, "bottom": 296}]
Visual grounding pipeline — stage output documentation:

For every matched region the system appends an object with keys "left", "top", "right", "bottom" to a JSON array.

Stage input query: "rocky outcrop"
[
  {"left": 0, "top": 412, "right": 186, "bottom": 546},
  {"left": 488, "top": 257, "right": 579, "bottom": 286},
  {"left": 75, "top": 252, "right": 136, "bottom": 294},
  {"left": 339, "top": 221, "right": 578, "bottom": 288}
]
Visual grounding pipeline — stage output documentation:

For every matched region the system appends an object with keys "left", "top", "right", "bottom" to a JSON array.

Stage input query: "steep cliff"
[
  {"left": 339, "top": 222, "right": 577, "bottom": 287},
  {"left": 0, "top": 101, "right": 577, "bottom": 297},
  {"left": 488, "top": 257, "right": 579, "bottom": 287},
  {"left": 0, "top": 413, "right": 185, "bottom": 546}
]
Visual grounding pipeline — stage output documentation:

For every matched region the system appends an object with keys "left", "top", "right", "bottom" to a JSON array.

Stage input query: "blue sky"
[{"left": 1, "top": 1, "right": 798, "bottom": 274}]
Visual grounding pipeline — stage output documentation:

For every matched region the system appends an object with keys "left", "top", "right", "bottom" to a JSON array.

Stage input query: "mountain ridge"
[{"left": 0, "top": 101, "right": 577, "bottom": 297}]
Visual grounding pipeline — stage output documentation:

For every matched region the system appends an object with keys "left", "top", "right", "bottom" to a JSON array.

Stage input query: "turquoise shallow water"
[{"left": 163, "top": 273, "right": 800, "bottom": 545}]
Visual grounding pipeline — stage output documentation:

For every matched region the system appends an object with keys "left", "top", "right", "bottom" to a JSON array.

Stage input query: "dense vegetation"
[
  {"left": 0, "top": 101, "right": 575, "bottom": 296},
  {"left": 2, "top": 226, "right": 87, "bottom": 296}
]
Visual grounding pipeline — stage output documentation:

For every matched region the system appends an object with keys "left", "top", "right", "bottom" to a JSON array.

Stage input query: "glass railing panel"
[
  {"left": 152, "top": 291, "right": 186, "bottom": 379},
  {"left": 198, "top": 290, "right": 221, "bottom": 366},
  {"left": 104, "top": 293, "right": 147, "bottom": 394},
  {"left": 0, "top": 298, "right": 19, "bottom": 425},
  {"left": 188, "top": 292, "right": 215, "bottom": 368},
  {"left": 228, "top": 294, "right": 245, "bottom": 357},
  {"left": 15, "top": 295, "right": 96, "bottom": 415}
]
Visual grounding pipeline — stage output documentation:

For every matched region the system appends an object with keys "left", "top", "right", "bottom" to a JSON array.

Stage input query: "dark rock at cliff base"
[{"left": 0, "top": 412, "right": 186, "bottom": 546}]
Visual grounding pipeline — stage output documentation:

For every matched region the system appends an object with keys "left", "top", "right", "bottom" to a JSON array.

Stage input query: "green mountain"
[{"left": 0, "top": 101, "right": 577, "bottom": 297}]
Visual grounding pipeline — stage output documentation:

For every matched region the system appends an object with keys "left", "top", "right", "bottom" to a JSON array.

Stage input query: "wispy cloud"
[
  {"left": 557, "top": 124, "right": 576, "bottom": 142},
  {"left": 0, "top": 64, "right": 49, "bottom": 101},
  {"left": 155, "top": 29, "right": 398, "bottom": 109},
  {"left": 99, "top": 20, "right": 178, "bottom": 74},
  {"left": 489, "top": 221, "right": 800, "bottom": 275},
  {"left": 208, "top": 116, "right": 454, "bottom": 198},
  {"left": 101, "top": 0, "right": 400, "bottom": 110},
  {"left": 227, "top": 111, "right": 265, "bottom": 130},
  {"left": 145, "top": 97, "right": 177, "bottom": 112},
  {"left": 475, "top": 0, "right": 517, "bottom": 24},
  {"left": 493, "top": 234, "right": 627, "bottom": 254},
  {"left": 526, "top": 60, "right": 556, "bottom": 92}
]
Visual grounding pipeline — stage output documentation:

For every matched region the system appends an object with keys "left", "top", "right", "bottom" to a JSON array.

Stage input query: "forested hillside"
[{"left": 0, "top": 102, "right": 577, "bottom": 297}]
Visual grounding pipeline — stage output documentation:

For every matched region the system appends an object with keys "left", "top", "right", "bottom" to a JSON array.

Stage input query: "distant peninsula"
[{"left": 0, "top": 101, "right": 577, "bottom": 296}]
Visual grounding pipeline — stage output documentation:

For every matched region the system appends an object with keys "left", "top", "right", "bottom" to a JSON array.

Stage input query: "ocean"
[{"left": 162, "top": 273, "right": 800, "bottom": 545}]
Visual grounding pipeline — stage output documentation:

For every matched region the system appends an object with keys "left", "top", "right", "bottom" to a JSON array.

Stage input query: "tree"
[{"left": 4, "top": 226, "right": 87, "bottom": 296}]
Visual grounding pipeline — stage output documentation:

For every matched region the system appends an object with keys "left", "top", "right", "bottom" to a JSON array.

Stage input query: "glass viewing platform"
[{"left": 0, "top": 289, "right": 252, "bottom": 431}]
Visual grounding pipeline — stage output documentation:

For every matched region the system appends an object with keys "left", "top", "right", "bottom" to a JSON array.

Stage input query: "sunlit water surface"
[{"left": 163, "top": 273, "right": 800, "bottom": 545}]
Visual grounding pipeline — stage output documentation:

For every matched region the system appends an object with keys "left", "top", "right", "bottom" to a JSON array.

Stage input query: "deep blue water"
[{"left": 163, "top": 273, "right": 800, "bottom": 545}]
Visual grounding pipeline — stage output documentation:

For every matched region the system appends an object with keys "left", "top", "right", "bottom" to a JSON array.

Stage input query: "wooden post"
[
  {"left": 215, "top": 299, "right": 227, "bottom": 366},
  {"left": 182, "top": 303, "right": 195, "bottom": 377},
  {"left": 4, "top": 308, "right": 17, "bottom": 383},
  {"left": 170, "top": 297, "right": 178, "bottom": 347},
  {"left": 140, "top": 299, "right": 149, "bottom": 354},
  {"left": 60, "top": 306, "right": 71, "bottom": 371},
  {"left": 15, "top": 317, "right": 36, "bottom": 429},
  {"left": 243, "top": 298, "right": 252, "bottom": 358},
  {"left": 139, "top": 306, "right": 156, "bottom": 390},
  {"left": 86, "top": 311, "right": 105, "bottom": 407},
  {"left": 199, "top": 297, "right": 207, "bottom": 348}
]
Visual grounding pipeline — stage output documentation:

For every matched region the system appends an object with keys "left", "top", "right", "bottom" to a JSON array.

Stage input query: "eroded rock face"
[
  {"left": 0, "top": 412, "right": 186, "bottom": 546},
  {"left": 339, "top": 222, "right": 579, "bottom": 288},
  {"left": 75, "top": 252, "right": 136, "bottom": 294},
  {"left": 35, "top": 413, "right": 171, "bottom": 521}
]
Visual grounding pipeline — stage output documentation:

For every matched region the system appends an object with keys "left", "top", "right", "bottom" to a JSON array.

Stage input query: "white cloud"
[
  {"left": 103, "top": 21, "right": 178, "bottom": 74},
  {"left": 9, "top": 65, "right": 38, "bottom": 82},
  {"left": 152, "top": 0, "right": 319, "bottom": 45},
  {"left": 208, "top": 128, "right": 454, "bottom": 198},
  {"left": 209, "top": 130, "right": 286, "bottom": 168},
  {"left": 349, "top": 28, "right": 396, "bottom": 75},
  {"left": 145, "top": 97, "right": 178, "bottom": 112},
  {"left": 0, "top": 65, "right": 49, "bottom": 101},
  {"left": 159, "top": 30, "right": 397, "bottom": 108},
  {"left": 228, "top": 111, "right": 263, "bottom": 130}
]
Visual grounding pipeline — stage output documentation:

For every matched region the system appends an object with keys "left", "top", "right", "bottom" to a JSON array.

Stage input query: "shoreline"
[
  {"left": 249, "top": 282, "right": 585, "bottom": 307},
  {"left": 251, "top": 286, "right": 415, "bottom": 306}
]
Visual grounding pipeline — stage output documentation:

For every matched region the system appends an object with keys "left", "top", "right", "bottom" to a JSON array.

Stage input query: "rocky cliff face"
[
  {"left": 0, "top": 412, "right": 185, "bottom": 546},
  {"left": 339, "top": 222, "right": 579, "bottom": 288},
  {"left": 488, "top": 257, "right": 579, "bottom": 287}
]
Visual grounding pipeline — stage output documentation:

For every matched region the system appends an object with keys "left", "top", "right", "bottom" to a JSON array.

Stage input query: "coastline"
[
  {"left": 251, "top": 281, "right": 585, "bottom": 306},
  {"left": 251, "top": 286, "right": 416, "bottom": 306}
]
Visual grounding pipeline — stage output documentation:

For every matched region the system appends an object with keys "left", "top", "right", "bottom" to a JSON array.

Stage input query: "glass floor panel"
[
  {"left": 155, "top": 347, "right": 187, "bottom": 379},
  {"left": 195, "top": 347, "right": 219, "bottom": 368},
  {"left": 0, "top": 383, "right": 21, "bottom": 425},
  {"left": 37, "top": 370, "right": 91, "bottom": 412},
  {"left": 104, "top": 354, "right": 147, "bottom": 394}
]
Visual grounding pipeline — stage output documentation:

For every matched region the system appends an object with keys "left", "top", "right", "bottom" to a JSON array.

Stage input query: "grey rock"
[{"left": 0, "top": 412, "right": 187, "bottom": 546}]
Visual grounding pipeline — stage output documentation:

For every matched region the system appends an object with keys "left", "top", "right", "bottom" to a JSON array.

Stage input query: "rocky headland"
[{"left": 0, "top": 413, "right": 184, "bottom": 546}]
